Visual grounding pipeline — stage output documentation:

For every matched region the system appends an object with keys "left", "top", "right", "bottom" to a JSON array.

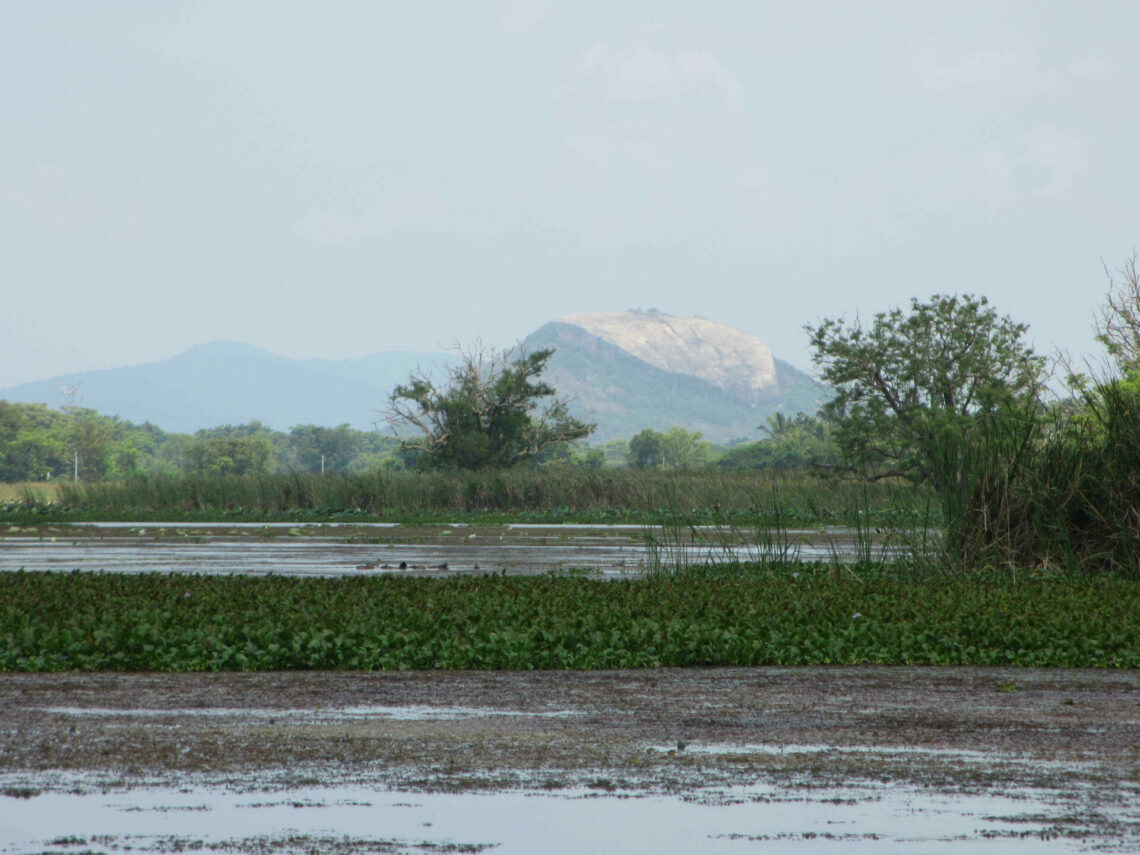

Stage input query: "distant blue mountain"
[
  {"left": 0, "top": 341, "right": 449, "bottom": 433},
  {"left": 2, "top": 318, "right": 828, "bottom": 442}
]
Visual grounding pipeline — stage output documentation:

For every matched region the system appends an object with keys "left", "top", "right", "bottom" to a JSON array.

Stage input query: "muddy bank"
[
  {"left": 2, "top": 666, "right": 1138, "bottom": 791},
  {"left": 3, "top": 667, "right": 1139, "bottom": 852}
]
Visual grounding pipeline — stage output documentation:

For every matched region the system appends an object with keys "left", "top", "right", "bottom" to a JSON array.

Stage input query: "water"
[
  {"left": 41, "top": 704, "right": 584, "bottom": 722},
  {"left": 0, "top": 780, "right": 1127, "bottom": 854},
  {"left": 0, "top": 524, "right": 898, "bottom": 577}
]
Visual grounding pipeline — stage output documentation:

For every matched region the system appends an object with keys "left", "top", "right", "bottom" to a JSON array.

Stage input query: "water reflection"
[{"left": 0, "top": 523, "right": 911, "bottom": 577}]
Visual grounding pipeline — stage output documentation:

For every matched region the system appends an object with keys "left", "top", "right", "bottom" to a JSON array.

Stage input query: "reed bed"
[
  {"left": 936, "top": 382, "right": 1140, "bottom": 578},
  {"left": 0, "top": 482, "right": 61, "bottom": 505},
  {"left": 33, "top": 468, "right": 922, "bottom": 524}
]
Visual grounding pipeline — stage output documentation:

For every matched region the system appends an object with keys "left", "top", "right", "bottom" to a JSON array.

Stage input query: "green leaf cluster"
[
  {"left": 719, "top": 413, "right": 843, "bottom": 471},
  {"left": 387, "top": 346, "right": 594, "bottom": 470},
  {"left": 807, "top": 294, "right": 1045, "bottom": 485},
  {"left": 627, "top": 427, "right": 712, "bottom": 469},
  {"left": 3, "top": 570, "right": 1136, "bottom": 671}
]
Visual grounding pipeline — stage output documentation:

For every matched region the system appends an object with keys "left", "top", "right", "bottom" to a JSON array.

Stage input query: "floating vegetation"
[{"left": 2, "top": 569, "right": 1136, "bottom": 671}]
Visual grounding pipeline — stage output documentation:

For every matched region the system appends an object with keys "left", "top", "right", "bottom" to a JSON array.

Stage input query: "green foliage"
[
  {"left": 923, "top": 266, "right": 1140, "bottom": 577},
  {"left": 2, "top": 570, "right": 1136, "bottom": 671},
  {"left": 386, "top": 346, "right": 594, "bottom": 470},
  {"left": 807, "top": 294, "right": 1045, "bottom": 485},
  {"left": 70, "top": 408, "right": 114, "bottom": 480},
  {"left": 0, "top": 402, "right": 70, "bottom": 480},
  {"left": 283, "top": 424, "right": 361, "bottom": 473},
  {"left": 719, "top": 413, "right": 843, "bottom": 471},
  {"left": 627, "top": 427, "right": 710, "bottom": 469},
  {"left": 594, "top": 438, "right": 631, "bottom": 467},
  {"left": 182, "top": 435, "right": 275, "bottom": 476},
  {"left": 938, "top": 376, "right": 1140, "bottom": 577},
  {"left": 0, "top": 403, "right": 410, "bottom": 481},
  {"left": 12, "top": 468, "right": 919, "bottom": 527},
  {"left": 0, "top": 402, "right": 163, "bottom": 482},
  {"left": 628, "top": 429, "right": 663, "bottom": 468}
]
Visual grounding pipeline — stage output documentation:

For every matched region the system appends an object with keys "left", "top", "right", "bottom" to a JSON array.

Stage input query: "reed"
[
  {"left": 0, "top": 482, "right": 60, "bottom": 505},
  {"left": 29, "top": 468, "right": 918, "bottom": 524},
  {"left": 934, "top": 381, "right": 1140, "bottom": 578}
]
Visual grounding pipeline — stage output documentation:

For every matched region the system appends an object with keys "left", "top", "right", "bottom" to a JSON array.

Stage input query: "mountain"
[
  {"left": 524, "top": 310, "right": 828, "bottom": 443},
  {"left": 2, "top": 314, "right": 828, "bottom": 441},
  {"left": 0, "top": 342, "right": 448, "bottom": 434}
]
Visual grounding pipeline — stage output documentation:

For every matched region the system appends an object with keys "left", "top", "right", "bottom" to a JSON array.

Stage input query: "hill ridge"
[{"left": 2, "top": 315, "right": 828, "bottom": 441}]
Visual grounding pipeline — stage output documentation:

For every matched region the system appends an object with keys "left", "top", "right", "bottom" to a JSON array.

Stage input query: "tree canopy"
[
  {"left": 385, "top": 345, "right": 594, "bottom": 470},
  {"left": 807, "top": 293, "right": 1045, "bottom": 484},
  {"left": 627, "top": 427, "right": 709, "bottom": 469}
]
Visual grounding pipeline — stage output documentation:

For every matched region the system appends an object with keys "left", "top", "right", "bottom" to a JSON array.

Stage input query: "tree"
[
  {"left": 1096, "top": 251, "right": 1140, "bottom": 376},
  {"left": 660, "top": 426, "right": 707, "bottom": 469},
  {"left": 759, "top": 412, "right": 794, "bottom": 440},
  {"left": 806, "top": 294, "right": 1045, "bottom": 485},
  {"left": 627, "top": 429, "right": 664, "bottom": 468},
  {"left": 0, "top": 402, "right": 70, "bottom": 481},
  {"left": 385, "top": 344, "right": 594, "bottom": 470},
  {"left": 286, "top": 424, "right": 360, "bottom": 473},
  {"left": 627, "top": 427, "right": 709, "bottom": 469},
  {"left": 182, "top": 436, "right": 275, "bottom": 476},
  {"left": 720, "top": 412, "right": 842, "bottom": 471},
  {"left": 70, "top": 408, "right": 113, "bottom": 481}
]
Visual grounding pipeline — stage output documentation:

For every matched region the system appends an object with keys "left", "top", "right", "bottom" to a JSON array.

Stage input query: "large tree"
[
  {"left": 385, "top": 345, "right": 594, "bottom": 469},
  {"left": 806, "top": 294, "right": 1045, "bottom": 485}
]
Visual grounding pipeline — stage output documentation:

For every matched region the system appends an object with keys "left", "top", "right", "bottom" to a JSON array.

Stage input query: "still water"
[{"left": 0, "top": 522, "right": 900, "bottom": 577}]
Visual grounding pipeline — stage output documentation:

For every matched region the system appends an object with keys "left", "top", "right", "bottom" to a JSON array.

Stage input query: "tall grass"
[
  {"left": 935, "top": 382, "right": 1140, "bottom": 578},
  {"left": 34, "top": 468, "right": 919, "bottom": 523},
  {"left": 0, "top": 482, "right": 60, "bottom": 505},
  {"left": 642, "top": 483, "right": 803, "bottom": 576}
]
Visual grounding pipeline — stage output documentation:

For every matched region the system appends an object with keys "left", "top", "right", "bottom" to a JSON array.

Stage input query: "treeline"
[
  {"left": 0, "top": 403, "right": 404, "bottom": 482},
  {"left": 0, "top": 400, "right": 839, "bottom": 483}
]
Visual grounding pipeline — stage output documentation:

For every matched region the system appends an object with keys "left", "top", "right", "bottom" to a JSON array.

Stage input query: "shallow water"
[
  {"left": 0, "top": 523, "right": 900, "bottom": 577},
  {"left": 42, "top": 704, "right": 584, "bottom": 722},
  {"left": 0, "top": 780, "right": 1128, "bottom": 854},
  {"left": 4, "top": 668, "right": 1138, "bottom": 853}
]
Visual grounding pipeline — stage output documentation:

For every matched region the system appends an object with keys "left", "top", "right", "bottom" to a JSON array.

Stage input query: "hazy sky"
[{"left": 2, "top": 1, "right": 1137, "bottom": 390}]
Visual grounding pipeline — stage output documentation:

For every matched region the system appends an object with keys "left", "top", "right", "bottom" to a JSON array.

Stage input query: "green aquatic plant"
[{"left": 2, "top": 570, "right": 1136, "bottom": 672}]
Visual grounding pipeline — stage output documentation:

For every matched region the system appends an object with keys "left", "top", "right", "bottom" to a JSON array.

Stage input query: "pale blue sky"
[{"left": 2, "top": 1, "right": 1137, "bottom": 389}]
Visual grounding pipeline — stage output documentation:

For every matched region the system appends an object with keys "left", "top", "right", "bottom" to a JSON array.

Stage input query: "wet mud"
[{"left": 2, "top": 667, "right": 1139, "bottom": 852}]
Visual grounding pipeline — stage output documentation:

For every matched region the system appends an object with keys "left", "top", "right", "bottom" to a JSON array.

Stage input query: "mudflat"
[
  {"left": 2, "top": 666, "right": 1138, "bottom": 791},
  {"left": 3, "top": 667, "right": 1140, "bottom": 853}
]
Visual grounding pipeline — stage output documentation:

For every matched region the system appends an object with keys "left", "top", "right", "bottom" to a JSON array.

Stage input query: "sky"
[{"left": 2, "top": 1, "right": 1138, "bottom": 390}]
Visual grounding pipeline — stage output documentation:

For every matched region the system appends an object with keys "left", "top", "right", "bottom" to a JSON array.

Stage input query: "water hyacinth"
[{"left": 2, "top": 570, "right": 1137, "bottom": 671}]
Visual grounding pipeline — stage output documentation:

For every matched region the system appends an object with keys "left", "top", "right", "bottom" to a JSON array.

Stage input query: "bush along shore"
[{"left": 2, "top": 568, "right": 1137, "bottom": 671}]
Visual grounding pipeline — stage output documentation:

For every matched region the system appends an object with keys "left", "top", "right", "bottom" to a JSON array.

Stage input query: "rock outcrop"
[
  {"left": 524, "top": 311, "right": 827, "bottom": 443},
  {"left": 557, "top": 310, "right": 777, "bottom": 404}
]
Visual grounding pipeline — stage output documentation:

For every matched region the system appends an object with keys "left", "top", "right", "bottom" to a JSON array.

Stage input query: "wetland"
[
  {"left": 2, "top": 515, "right": 1139, "bottom": 851},
  {"left": 2, "top": 668, "right": 1140, "bottom": 852}
]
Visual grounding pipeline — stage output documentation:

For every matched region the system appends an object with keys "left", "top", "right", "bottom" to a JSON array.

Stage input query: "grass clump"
[{"left": 936, "top": 379, "right": 1140, "bottom": 578}]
